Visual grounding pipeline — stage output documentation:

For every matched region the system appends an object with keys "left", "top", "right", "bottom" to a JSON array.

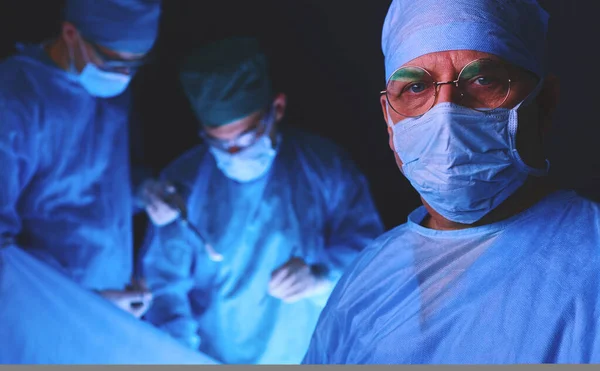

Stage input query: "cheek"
[
  {"left": 504, "top": 79, "right": 539, "bottom": 108},
  {"left": 386, "top": 125, "right": 395, "bottom": 151},
  {"left": 388, "top": 131, "right": 394, "bottom": 152},
  {"left": 387, "top": 127, "right": 405, "bottom": 168},
  {"left": 394, "top": 152, "right": 404, "bottom": 170}
]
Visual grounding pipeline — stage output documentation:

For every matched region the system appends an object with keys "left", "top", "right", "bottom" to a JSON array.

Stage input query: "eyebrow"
[
  {"left": 459, "top": 63, "right": 484, "bottom": 79},
  {"left": 390, "top": 67, "right": 427, "bottom": 82}
]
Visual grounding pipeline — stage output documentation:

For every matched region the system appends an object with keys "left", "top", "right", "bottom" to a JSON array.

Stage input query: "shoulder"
[
  {"left": 532, "top": 190, "right": 600, "bottom": 255},
  {"left": 523, "top": 190, "right": 600, "bottom": 231},
  {"left": 0, "top": 47, "right": 88, "bottom": 109},
  {"left": 561, "top": 190, "right": 600, "bottom": 214},
  {"left": 0, "top": 51, "right": 79, "bottom": 126},
  {"left": 0, "top": 57, "right": 45, "bottom": 139},
  {"left": 324, "top": 223, "right": 414, "bottom": 314},
  {"left": 0, "top": 49, "right": 63, "bottom": 96},
  {"left": 308, "top": 223, "right": 415, "bottom": 361},
  {"left": 0, "top": 56, "right": 41, "bottom": 107}
]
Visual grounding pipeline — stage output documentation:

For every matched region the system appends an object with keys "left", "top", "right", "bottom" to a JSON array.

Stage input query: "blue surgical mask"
[
  {"left": 78, "top": 63, "right": 131, "bottom": 98},
  {"left": 209, "top": 134, "right": 279, "bottom": 183},
  {"left": 388, "top": 88, "right": 548, "bottom": 224},
  {"left": 69, "top": 39, "right": 132, "bottom": 98}
]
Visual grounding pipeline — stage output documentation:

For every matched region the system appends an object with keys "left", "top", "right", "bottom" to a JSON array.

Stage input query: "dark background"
[{"left": 0, "top": 0, "right": 598, "bottom": 233}]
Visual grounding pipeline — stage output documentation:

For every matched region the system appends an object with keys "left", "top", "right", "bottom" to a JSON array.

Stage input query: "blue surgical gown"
[
  {"left": 0, "top": 45, "right": 133, "bottom": 290},
  {"left": 303, "top": 190, "right": 600, "bottom": 364},
  {"left": 142, "top": 129, "right": 384, "bottom": 364},
  {"left": 0, "top": 245, "right": 218, "bottom": 364}
]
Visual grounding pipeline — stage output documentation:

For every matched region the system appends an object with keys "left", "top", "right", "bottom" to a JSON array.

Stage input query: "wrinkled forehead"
[
  {"left": 381, "top": 0, "right": 549, "bottom": 82},
  {"left": 392, "top": 50, "right": 502, "bottom": 74}
]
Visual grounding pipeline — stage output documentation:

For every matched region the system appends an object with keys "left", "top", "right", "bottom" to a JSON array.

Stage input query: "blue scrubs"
[
  {"left": 0, "top": 44, "right": 133, "bottom": 290},
  {"left": 142, "top": 128, "right": 384, "bottom": 364},
  {"left": 303, "top": 190, "right": 600, "bottom": 364}
]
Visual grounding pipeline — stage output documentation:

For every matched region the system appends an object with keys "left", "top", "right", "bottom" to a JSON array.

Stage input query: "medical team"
[{"left": 1, "top": 0, "right": 598, "bottom": 365}]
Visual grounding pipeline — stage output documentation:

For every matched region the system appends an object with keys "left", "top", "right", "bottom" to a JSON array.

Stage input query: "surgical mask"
[
  {"left": 209, "top": 134, "right": 278, "bottom": 183},
  {"left": 387, "top": 87, "right": 548, "bottom": 224},
  {"left": 69, "top": 38, "right": 132, "bottom": 98}
]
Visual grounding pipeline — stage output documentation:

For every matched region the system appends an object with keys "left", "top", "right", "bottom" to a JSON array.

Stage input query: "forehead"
[
  {"left": 204, "top": 109, "right": 264, "bottom": 138},
  {"left": 397, "top": 50, "right": 504, "bottom": 77}
]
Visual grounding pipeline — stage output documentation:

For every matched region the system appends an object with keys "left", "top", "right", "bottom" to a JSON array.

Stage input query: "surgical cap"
[
  {"left": 178, "top": 37, "right": 273, "bottom": 127},
  {"left": 64, "top": 0, "right": 161, "bottom": 54},
  {"left": 381, "top": 0, "right": 549, "bottom": 81}
]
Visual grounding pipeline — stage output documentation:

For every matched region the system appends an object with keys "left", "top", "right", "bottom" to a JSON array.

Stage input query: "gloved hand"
[
  {"left": 138, "top": 179, "right": 183, "bottom": 226},
  {"left": 268, "top": 257, "right": 331, "bottom": 303},
  {"left": 98, "top": 288, "right": 153, "bottom": 319}
]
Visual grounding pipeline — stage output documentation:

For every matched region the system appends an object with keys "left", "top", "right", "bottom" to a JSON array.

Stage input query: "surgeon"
[
  {"left": 303, "top": 0, "right": 600, "bottom": 364},
  {"left": 0, "top": 0, "right": 161, "bottom": 316},
  {"left": 140, "top": 37, "right": 384, "bottom": 364}
]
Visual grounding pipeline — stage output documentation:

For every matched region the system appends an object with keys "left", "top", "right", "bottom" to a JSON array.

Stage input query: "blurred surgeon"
[
  {"left": 141, "top": 37, "right": 384, "bottom": 364},
  {"left": 0, "top": 0, "right": 161, "bottom": 316}
]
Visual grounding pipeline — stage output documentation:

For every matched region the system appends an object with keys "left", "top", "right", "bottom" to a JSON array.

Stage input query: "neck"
[
  {"left": 43, "top": 38, "right": 70, "bottom": 72},
  {"left": 422, "top": 176, "right": 558, "bottom": 231}
]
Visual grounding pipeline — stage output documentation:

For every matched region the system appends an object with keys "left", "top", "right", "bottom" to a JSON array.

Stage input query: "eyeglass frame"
[
  {"left": 380, "top": 58, "right": 514, "bottom": 118},
  {"left": 85, "top": 38, "right": 149, "bottom": 73},
  {"left": 199, "top": 104, "right": 277, "bottom": 153}
]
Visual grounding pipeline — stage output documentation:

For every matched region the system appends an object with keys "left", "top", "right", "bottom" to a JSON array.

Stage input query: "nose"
[{"left": 435, "top": 81, "right": 462, "bottom": 105}]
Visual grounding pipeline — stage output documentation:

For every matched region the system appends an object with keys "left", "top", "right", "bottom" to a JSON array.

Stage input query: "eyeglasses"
[
  {"left": 87, "top": 40, "right": 148, "bottom": 73},
  {"left": 199, "top": 105, "right": 276, "bottom": 153},
  {"left": 381, "top": 58, "right": 513, "bottom": 118}
]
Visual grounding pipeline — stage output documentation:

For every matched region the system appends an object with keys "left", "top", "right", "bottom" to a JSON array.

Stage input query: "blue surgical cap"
[
  {"left": 179, "top": 37, "right": 273, "bottom": 127},
  {"left": 381, "top": 0, "right": 549, "bottom": 82},
  {"left": 64, "top": 0, "right": 161, "bottom": 54}
]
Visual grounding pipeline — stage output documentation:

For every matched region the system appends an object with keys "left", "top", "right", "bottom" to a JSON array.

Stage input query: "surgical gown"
[
  {"left": 0, "top": 245, "right": 218, "bottom": 364},
  {"left": 303, "top": 190, "right": 600, "bottom": 364},
  {"left": 142, "top": 128, "right": 384, "bottom": 364},
  {"left": 0, "top": 45, "right": 133, "bottom": 290}
]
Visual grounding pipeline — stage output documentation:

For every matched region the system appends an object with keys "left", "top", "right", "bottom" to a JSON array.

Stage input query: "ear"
[
  {"left": 536, "top": 74, "right": 560, "bottom": 134},
  {"left": 381, "top": 94, "right": 406, "bottom": 172},
  {"left": 380, "top": 94, "right": 395, "bottom": 149},
  {"left": 272, "top": 92, "right": 287, "bottom": 123},
  {"left": 380, "top": 93, "right": 390, "bottom": 124}
]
